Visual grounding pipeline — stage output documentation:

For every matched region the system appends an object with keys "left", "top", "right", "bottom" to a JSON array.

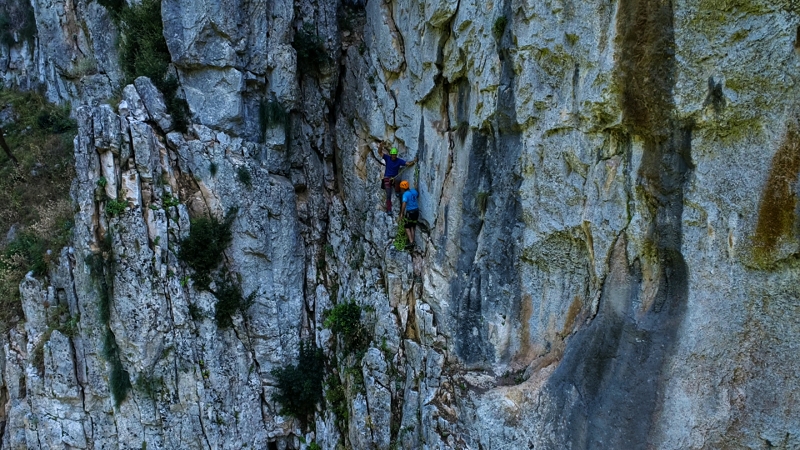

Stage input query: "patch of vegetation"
[
  {"left": 178, "top": 208, "right": 236, "bottom": 288},
  {"left": 31, "top": 304, "right": 78, "bottom": 375},
  {"left": 325, "top": 374, "right": 349, "bottom": 426},
  {"left": 751, "top": 122, "right": 800, "bottom": 266},
  {"left": 453, "top": 121, "right": 469, "bottom": 145},
  {"left": 324, "top": 300, "right": 369, "bottom": 355},
  {"left": 105, "top": 198, "right": 128, "bottom": 217},
  {"left": 236, "top": 166, "right": 252, "bottom": 189},
  {"left": 565, "top": 33, "right": 579, "bottom": 46},
  {"left": 211, "top": 275, "right": 255, "bottom": 329},
  {"left": 111, "top": 0, "right": 190, "bottom": 132},
  {"left": 97, "top": 0, "right": 126, "bottom": 18},
  {"left": 476, "top": 191, "right": 489, "bottom": 216},
  {"left": 65, "top": 56, "right": 99, "bottom": 80},
  {"left": 492, "top": 16, "right": 507, "bottom": 40},
  {"left": 135, "top": 373, "right": 163, "bottom": 399},
  {"left": 259, "top": 97, "right": 287, "bottom": 132},
  {"left": 271, "top": 340, "right": 325, "bottom": 424},
  {"left": 84, "top": 231, "right": 130, "bottom": 406},
  {"left": 162, "top": 193, "right": 180, "bottom": 208},
  {"left": 47, "top": 302, "right": 80, "bottom": 337},
  {"left": 393, "top": 218, "right": 408, "bottom": 251},
  {"left": 103, "top": 329, "right": 132, "bottom": 407},
  {"left": 209, "top": 162, "right": 218, "bottom": 177},
  {"left": 3, "top": 232, "right": 47, "bottom": 277},
  {"left": 338, "top": 3, "right": 365, "bottom": 33},
  {"left": 187, "top": 302, "right": 203, "bottom": 321},
  {"left": 0, "top": 89, "right": 76, "bottom": 332},
  {"left": 31, "top": 328, "right": 53, "bottom": 376},
  {"left": 0, "top": 0, "right": 36, "bottom": 46},
  {"left": 293, "top": 23, "right": 332, "bottom": 74}
]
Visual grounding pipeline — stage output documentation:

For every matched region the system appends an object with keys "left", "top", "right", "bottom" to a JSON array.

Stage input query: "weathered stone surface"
[
  {"left": 2, "top": 0, "right": 800, "bottom": 449},
  {"left": 180, "top": 67, "right": 243, "bottom": 132},
  {"left": 134, "top": 77, "right": 173, "bottom": 132}
]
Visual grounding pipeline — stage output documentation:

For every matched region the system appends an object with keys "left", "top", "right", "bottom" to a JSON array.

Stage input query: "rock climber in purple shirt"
[{"left": 380, "top": 145, "right": 415, "bottom": 214}]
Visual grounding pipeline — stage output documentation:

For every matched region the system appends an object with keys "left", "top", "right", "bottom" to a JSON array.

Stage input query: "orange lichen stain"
[
  {"left": 562, "top": 295, "right": 583, "bottom": 335},
  {"left": 752, "top": 122, "right": 800, "bottom": 261},
  {"left": 515, "top": 294, "right": 534, "bottom": 363}
]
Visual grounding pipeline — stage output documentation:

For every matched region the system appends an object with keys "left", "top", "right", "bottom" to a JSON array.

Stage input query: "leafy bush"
[
  {"left": 293, "top": 23, "right": 331, "bottom": 74},
  {"left": 0, "top": 91, "right": 76, "bottom": 222},
  {"left": 3, "top": 232, "right": 47, "bottom": 276},
  {"left": 493, "top": 16, "right": 507, "bottom": 40},
  {"left": 162, "top": 193, "right": 180, "bottom": 208},
  {"left": 271, "top": 341, "right": 325, "bottom": 423},
  {"left": 324, "top": 300, "right": 369, "bottom": 354},
  {"left": 259, "top": 98, "right": 288, "bottom": 131},
  {"left": 97, "top": 0, "right": 126, "bottom": 19},
  {"left": 36, "top": 107, "right": 74, "bottom": 134},
  {"left": 105, "top": 198, "right": 128, "bottom": 217},
  {"left": 178, "top": 208, "right": 236, "bottom": 288},
  {"left": 236, "top": 166, "right": 252, "bottom": 189},
  {"left": 325, "top": 374, "right": 349, "bottom": 425},
  {"left": 212, "top": 276, "right": 255, "bottom": 329},
  {"left": 114, "top": 0, "right": 190, "bottom": 132},
  {"left": 103, "top": 330, "right": 131, "bottom": 407}
]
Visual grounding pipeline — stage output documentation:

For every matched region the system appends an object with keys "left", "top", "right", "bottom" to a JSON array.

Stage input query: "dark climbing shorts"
[{"left": 404, "top": 210, "right": 419, "bottom": 229}]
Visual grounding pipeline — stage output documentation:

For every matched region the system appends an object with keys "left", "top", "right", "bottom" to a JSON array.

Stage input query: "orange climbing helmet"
[{"left": 399, "top": 180, "right": 409, "bottom": 189}]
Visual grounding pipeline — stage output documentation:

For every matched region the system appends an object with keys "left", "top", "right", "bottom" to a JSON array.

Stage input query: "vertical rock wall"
[{"left": 0, "top": 0, "right": 799, "bottom": 448}]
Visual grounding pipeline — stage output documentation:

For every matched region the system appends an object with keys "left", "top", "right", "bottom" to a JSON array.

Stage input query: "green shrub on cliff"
[
  {"left": 324, "top": 300, "right": 369, "bottom": 355},
  {"left": 293, "top": 23, "right": 331, "bottom": 74},
  {"left": 212, "top": 275, "right": 255, "bottom": 329},
  {"left": 105, "top": 0, "right": 190, "bottom": 132},
  {"left": 178, "top": 208, "right": 236, "bottom": 288},
  {"left": 0, "top": 89, "right": 76, "bottom": 332},
  {"left": 271, "top": 340, "right": 325, "bottom": 423}
]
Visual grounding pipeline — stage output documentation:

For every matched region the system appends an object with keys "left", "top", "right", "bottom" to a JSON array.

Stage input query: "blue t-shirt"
[
  {"left": 402, "top": 189, "right": 419, "bottom": 211},
  {"left": 383, "top": 154, "right": 406, "bottom": 177}
]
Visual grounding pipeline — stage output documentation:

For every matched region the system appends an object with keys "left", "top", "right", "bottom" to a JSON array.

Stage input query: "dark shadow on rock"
[
  {"left": 538, "top": 0, "right": 693, "bottom": 447},
  {"left": 451, "top": 0, "right": 523, "bottom": 368}
]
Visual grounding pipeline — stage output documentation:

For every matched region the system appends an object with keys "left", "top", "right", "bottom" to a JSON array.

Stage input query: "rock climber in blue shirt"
[
  {"left": 399, "top": 180, "right": 419, "bottom": 249},
  {"left": 380, "top": 145, "right": 415, "bottom": 214}
]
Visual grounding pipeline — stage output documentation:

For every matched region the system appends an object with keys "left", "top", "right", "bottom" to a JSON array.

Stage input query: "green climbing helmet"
[{"left": 390, "top": 147, "right": 398, "bottom": 155}]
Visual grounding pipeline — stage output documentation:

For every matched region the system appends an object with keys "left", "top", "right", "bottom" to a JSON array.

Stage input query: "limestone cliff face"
[{"left": 1, "top": 0, "right": 800, "bottom": 449}]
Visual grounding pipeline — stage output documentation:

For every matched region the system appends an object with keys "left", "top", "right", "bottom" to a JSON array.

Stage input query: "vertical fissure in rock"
[
  {"left": 451, "top": 0, "right": 523, "bottom": 368},
  {"left": 542, "top": 0, "right": 692, "bottom": 448}
]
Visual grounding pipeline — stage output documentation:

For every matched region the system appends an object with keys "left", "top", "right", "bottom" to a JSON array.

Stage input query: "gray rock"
[
  {"left": 134, "top": 77, "right": 173, "bottom": 132},
  {"left": 4, "top": 0, "right": 800, "bottom": 449},
  {"left": 181, "top": 67, "right": 243, "bottom": 132}
]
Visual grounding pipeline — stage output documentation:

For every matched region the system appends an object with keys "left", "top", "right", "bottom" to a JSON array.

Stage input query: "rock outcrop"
[{"left": 1, "top": 0, "right": 799, "bottom": 448}]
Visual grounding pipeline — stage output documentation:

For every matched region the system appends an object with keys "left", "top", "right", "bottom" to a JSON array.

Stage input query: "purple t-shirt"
[{"left": 383, "top": 154, "right": 407, "bottom": 177}]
